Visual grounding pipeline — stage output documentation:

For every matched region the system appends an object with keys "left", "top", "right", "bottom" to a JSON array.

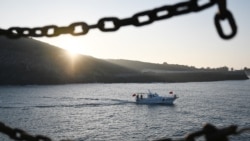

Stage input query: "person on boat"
[
  {"left": 140, "top": 94, "right": 143, "bottom": 99},
  {"left": 174, "top": 94, "right": 177, "bottom": 99},
  {"left": 136, "top": 94, "right": 139, "bottom": 100}
]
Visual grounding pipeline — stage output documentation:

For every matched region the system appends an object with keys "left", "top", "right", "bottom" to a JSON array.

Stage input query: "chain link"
[
  {"left": 0, "top": 1, "right": 242, "bottom": 140},
  {"left": 0, "top": 0, "right": 237, "bottom": 39},
  {"left": 0, "top": 121, "right": 72, "bottom": 141},
  {"left": 154, "top": 123, "right": 250, "bottom": 141},
  {"left": 1, "top": 121, "right": 250, "bottom": 141},
  {"left": 214, "top": 0, "right": 237, "bottom": 39}
]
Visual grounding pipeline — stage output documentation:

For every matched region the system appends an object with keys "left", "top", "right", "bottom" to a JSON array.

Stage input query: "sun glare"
[
  {"left": 41, "top": 36, "right": 86, "bottom": 56},
  {"left": 67, "top": 50, "right": 79, "bottom": 59},
  {"left": 38, "top": 35, "right": 97, "bottom": 62},
  {"left": 63, "top": 37, "right": 85, "bottom": 54},
  {"left": 54, "top": 36, "right": 84, "bottom": 62},
  {"left": 64, "top": 48, "right": 80, "bottom": 76}
]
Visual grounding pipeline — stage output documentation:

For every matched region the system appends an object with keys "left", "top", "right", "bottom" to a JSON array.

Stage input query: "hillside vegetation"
[{"left": 0, "top": 37, "right": 248, "bottom": 85}]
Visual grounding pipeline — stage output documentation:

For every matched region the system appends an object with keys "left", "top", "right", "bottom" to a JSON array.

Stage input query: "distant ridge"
[
  {"left": 107, "top": 59, "right": 249, "bottom": 82},
  {"left": 0, "top": 37, "right": 248, "bottom": 85},
  {"left": 107, "top": 59, "right": 197, "bottom": 72},
  {"left": 107, "top": 59, "right": 248, "bottom": 73}
]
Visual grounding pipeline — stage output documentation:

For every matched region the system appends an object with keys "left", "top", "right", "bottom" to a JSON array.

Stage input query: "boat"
[{"left": 132, "top": 90, "right": 178, "bottom": 105}]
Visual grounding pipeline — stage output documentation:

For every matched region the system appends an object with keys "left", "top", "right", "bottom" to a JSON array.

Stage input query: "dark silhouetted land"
[{"left": 0, "top": 37, "right": 248, "bottom": 85}]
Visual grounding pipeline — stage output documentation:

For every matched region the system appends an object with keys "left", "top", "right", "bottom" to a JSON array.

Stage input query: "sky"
[{"left": 1, "top": 0, "right": 250, "bottom": 70}]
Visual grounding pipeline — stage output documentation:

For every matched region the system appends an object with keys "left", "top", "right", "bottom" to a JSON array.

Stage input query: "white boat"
[{"left": 132, "top": 90, "right": 178, "bottom": 105}]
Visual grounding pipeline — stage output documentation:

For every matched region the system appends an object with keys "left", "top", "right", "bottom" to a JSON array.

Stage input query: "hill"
[
  {"left": 107, "top": 59, "right": 197, "bottom": 72},
  {"left": 0, "top": 37, "right": 142, "bottom": 84},
  {"left": 107, "top": 59, "right": 249, "bottom": 82},
  {"left": 0, "top": 36, "right": 248, "bottom": 85}
]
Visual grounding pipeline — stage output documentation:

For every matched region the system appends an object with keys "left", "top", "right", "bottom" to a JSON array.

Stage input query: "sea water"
[{"left": 0, "top": 80, "right": 250, "bottom": 141}]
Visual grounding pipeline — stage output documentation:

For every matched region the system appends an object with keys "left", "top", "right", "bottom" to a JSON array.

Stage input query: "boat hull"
[{"left": 136, "top": 97, "right": 176, "bottom": 105}]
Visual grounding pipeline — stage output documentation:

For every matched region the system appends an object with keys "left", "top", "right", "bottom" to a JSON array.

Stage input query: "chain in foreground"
[
  {"left": 1, "top": 121, "right": 250, "bottom": 141},
  {"left": 0, "top": 0, "right": 243, "bottom": 140},
  {"left": 0, "top": 0, "right": 237, "bottom": 39}
]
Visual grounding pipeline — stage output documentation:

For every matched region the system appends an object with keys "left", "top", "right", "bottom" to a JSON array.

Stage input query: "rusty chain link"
[
  {"left": 0, "top": 0, "right": 237, "bottom": 39},
  {"left": 1, "top": 121, "right": 250, "bottom": 141}
]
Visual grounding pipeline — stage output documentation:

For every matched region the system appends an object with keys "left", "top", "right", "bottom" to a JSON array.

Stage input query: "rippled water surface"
[{"left": 0, "top": 80, "right": 250, "bottom": 141}]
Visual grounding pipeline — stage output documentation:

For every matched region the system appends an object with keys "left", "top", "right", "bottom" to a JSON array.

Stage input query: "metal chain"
[
  {"left": 0, "top": 121, "right": 72, "bottom": 141},
  {"left": 1, "top": 121, "right": 250, "bottom": 141},
  {"left": 0, "top": 0, "right": 237, "bottom": 39},
  {"left": 214, "top": 0, "right": 237, "bottom": 39},
  {"left": 154, "top": 123, "right": 250, "bottom": 141}
]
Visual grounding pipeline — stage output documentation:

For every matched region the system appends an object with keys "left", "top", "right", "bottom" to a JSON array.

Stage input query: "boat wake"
[{"left": 0, "top": 98, "right": 135, "bottom": 109}]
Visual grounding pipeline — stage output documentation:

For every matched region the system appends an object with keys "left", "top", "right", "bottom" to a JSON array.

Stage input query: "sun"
[
  {"left": 44, "top": 35, "right": 86, "bottom": 61},
  {"left": 61, "top": 37, "right": 86, "bottom": 54},
  {"left": 39, "top": 35, "right": 86, "bottom": 56},
  {"left": 66, "top": 49, "right": 79, "bottom": 58}
]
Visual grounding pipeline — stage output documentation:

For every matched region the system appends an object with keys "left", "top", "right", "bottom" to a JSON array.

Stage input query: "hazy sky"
[{"left": 1, "top": 0, "right": 250, "bottom": 69}]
